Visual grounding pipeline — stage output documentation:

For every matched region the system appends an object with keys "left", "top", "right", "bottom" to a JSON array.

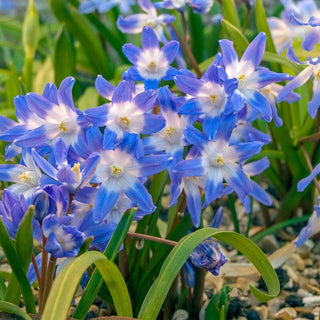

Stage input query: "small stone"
[
  {"left": 312, "top": 306, "right": 320, "bottom": 318},
  {"left": 246, "top": 309, "right": 261, "bottom": 320},
  {"left": 285, "top": 294, "right": 303, "bottom": 307},
  {"left": 275, "top": 307, "right": 297, "bottom": 318},
  {"left": 303, "top": 296, "right": 320, "bottom": 308},
  {"left": 85, "top": 305, "right": 99, "bottom": 319},
  {"left": 308, "top": 278, "right": 319, "bottom": 287},
  {"left": 254, "top": 305, "right": 268, "bottom": 320},
  {"left": 312, "top": 240, "right": 320, "bottom": 254},
  {"left": 297, "top": 288, "right": 314, "bottom": 298},
  {"left": 172, "top": 309, "right": 188, "bottom": 320},
  {"left": 303, "top": 268, "right": 319, "bottom": 278},
  {"left": 229, "top": 287, "right": 242, "bottom": 298},
  {"left": 226, "top": 297, "right": 244, "bottom": 319},
  {"left": 268, "top": 297, "right": 286, "bottom": 314},
  {"left": 258, "top": 234, "right": 280, "bottom": 253},
  {"left": 99, "top": 308, "right": 111, "bottom": 317},
  {"left": 285, "top": 253, "right": 305, "bottom": 271}
]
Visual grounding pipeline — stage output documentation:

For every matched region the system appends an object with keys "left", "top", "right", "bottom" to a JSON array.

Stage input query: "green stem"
[{"left": 228, "top": 194, "right": 240, "bottom": 234}]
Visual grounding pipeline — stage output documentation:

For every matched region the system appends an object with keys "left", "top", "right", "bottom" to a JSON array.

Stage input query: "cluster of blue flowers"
[{"left": 3, "top": 0, "right": 320, "bottom": 282}]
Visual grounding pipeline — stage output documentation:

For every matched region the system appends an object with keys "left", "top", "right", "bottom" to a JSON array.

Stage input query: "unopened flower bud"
[
  {"left": 31, "top": 189, "right": 49, "bottom": 221},
  {"left": 189, "top": 239, "right": 227, "bottom": 275}
]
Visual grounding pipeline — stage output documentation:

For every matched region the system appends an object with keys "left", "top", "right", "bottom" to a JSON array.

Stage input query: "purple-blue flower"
[
  {"left": 42, "top": 214, "right": 85, "bottom": 258},
  {"left": 174, "top": 63, "right": 243, "bottom": 139},
  {"left": 13, "top": 77, "right": 88, "bottom": 149},
  {"left": 277, "top": 46, "right": 320, "bottom": 119},
  {"left": 155, "top": 0, "right": 213, "bottom": 14},
  {"left": 122, "top": 26, "right": 180, "bottom": 89},
  {"left": 117, "top": 0, "right": 175, "bottom": 42},
  {"left": 91, "top": 132, "right": 170, "bottom": 222},
  {"left": 295, "top": 197, "right": 320, "bottom": 247},
  {"left": 174, "top": 119, "right": 262, "bottom": 208},
  {"left": 84, "top": 78, "right": 165, "bottom": 140},
  {"left": 79, "top": 0, "right": 135, "bottom": 14},
  {"left": 219, "top": 32, "right": 291, "bottom": 123}
]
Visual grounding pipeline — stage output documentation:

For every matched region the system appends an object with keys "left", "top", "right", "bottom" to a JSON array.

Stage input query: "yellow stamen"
[
  {"left": 238, "top": 74, "right": 245, "bottom": 82},
  {"left": 112, "top": 165, "right": 123, "bottom": 176},
  {"left": 71, "top": 162, "right": 81, "bottom": 183},
  {"left": 19, "top": 172, "right": 31, "bottom": 183},
  {"left": 59, "top": 122, "right": 67, "bottom": 132},
  {"left": 165, "top": 127, "right": 175, "bottom": 137},
  {"left": 120, "top": 117, "right": 130, "bottom": 126},
  {"left": 210, "top": 95, "right": 216, "bottom": 103},
  {"left": 148, "top": 61, "right": 157, "bottom": 68}
]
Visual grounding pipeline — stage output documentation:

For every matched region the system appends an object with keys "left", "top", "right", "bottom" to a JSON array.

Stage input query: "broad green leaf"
[
  {"left": 221, "top": 19, "right": 249, "bottom": 56},
  {"left": 54, "top": 25, "right": 75, "bottom": 84},
  {"left": 0, "top": 277, "right": 6, "bottom": 299},
  {"left": 0, "top": 218, "right": 35, "bottom": 313},
  {"left": 188, "top": 7, "right": 204, "bottom": 63},
  {"left": 221, "top": 0, "right": 241, "bottom": 29},
  {"left": 77, "top": 87, "right": 99, "bottom": 111},
  {"left": 42, "top": 251, "right": 132, "bottom": 320},
  {"left": 15, "top": 206, "right": 34, "bottom": 272},
  {"left": 73, "top": 209, "right": 135, "bottom": 319},
  {"left": 255, "top": 0, "right": 277, "bottom": 54},
  {"left": 138, "top": 228, "right": 280, "bottom": 320},
  {"left": 0, "top": 301, "right": 32, "bottom": 320},
  {"left": 50, "top": 0, "right": 111, "bottom": 77},
  {"left": 34, "top": 58, "right": 54, "bottom": 94},
  {"left": 4, "top": 206, "right": 34, "bottom": 307}
]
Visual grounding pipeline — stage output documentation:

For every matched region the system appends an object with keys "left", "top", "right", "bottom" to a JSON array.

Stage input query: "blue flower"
[
  {"left": 286, "top": 0, "right": 320, "bottom": 51},
  {"left": 42, "top": 214, "right": 85, "bottom": 258},
  {"left": 155, "top": 0, "right": 213, "bottom": 14},
  {"left": 174, "top": 119, "right": 262, "bottom": 207},
  {"left": 267, "top": 0, "right": 316, "bottom": 53},
  {"left": 117, "top": 0, "right": 176, "bottom": 43},
  {"left": 79, "top": 0, "right": 135, "bottom": 14},
  {"left": 277, "top": 46, "right": 320, "bottom": 119},
  {"left": 224, "top": 157, "right": 272, "bottom": 213},
  {"left": 32, "top": 138, "right": 100, "bottom": 195},
  {"left": 0, "top": 190, "right": 42, "bottom": 242},
  {"left": 174, "top": 62, "right": 243, "bottom": 139},
  {"left": 295, "top": 197, "right": 320, "bottom": 247},
  {"left": 219, "top": 33, "right": 291, "bottom": 122},
  {"left": 13, "top": 77, "right": 88, "bottom": 149},
  {"left": 143, "top": 86, "right": 191, "bottom": 163},
  {"left": 0, "top": 149, "right": 42, "bottom": 200},
  {"left": 85, "top": 79, "right": 165, "bottom": 140},
  {"left": 122, "top": 26, "right": 179, "bottom": 89},
  {"left": 91, "top": 132, "right": 170, "bottom": 222}
]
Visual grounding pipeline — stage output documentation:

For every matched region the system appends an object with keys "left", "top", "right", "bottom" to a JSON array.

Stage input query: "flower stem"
[
  {"left": 126, "top": 232, "right": 177, "bottom": 247},
  {"left": 169, "top": 23, "right": 202, "bottom": 78}
]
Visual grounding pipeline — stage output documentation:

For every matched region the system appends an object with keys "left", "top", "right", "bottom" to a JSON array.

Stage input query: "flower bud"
[
  {"left": 189, "top": 239, "right": 227, "bottom": 275},
  {"left": 31, "top": 189, "right": 49, "bottom": 221}
]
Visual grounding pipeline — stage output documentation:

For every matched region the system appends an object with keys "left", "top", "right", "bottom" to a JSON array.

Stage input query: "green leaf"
[
  {"left": 5, "top": 206, "right": 34, "bottom": 305},
  {"left": 73, "top": 209, "right": 136, "bottom": 319},
  {"left": 255, "top": 0, "right": 277, "bottom": 54},
  {"left": 221, "top": 19, "right": 249, "bottom": 56},
  {"left": 0, "top": 301, "right": 32, "bottom": 320},
  {"left": 50, "top": 0, "right": 111, "bottom": 77},
  {"left": 41, "top": 251, "right": 132, "bottom": 320},
  {"left": 138, "top": 228, "right": 280, "bottom": 320},
  {"left": 0, "top": 218, "right": 35, "bottom": 313},
  {"left": 54, "top": 25, "right": 75, "bottom": 84},
  {"left": 15, "top": 206, "right": 34, "bottom": 272},
  {"left": 0, "top": 277, "right": 6, "bottom": 299},
  {"left": 221, "top": 0, "right": 241, "bottom": 29}
]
